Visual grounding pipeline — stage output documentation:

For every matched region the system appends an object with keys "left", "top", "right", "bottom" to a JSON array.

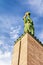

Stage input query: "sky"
[{"left": 0, "top": 0, "right": 43, "bottom": 65}]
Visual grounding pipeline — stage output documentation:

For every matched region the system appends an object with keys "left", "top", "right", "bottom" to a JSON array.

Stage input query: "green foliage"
[{"left": 23, "top": 12, "right": 34, "bottom": 35}]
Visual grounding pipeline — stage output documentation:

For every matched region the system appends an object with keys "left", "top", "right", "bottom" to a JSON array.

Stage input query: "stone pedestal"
[{"left": 11, "top": 33, "right": 43, "bottom": 65}]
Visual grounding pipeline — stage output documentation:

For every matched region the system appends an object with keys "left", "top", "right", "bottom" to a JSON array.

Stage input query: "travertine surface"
[
  {"left": 11, "top": 40, "right": 20, "bottom": 65},
  {"left": 11, "top": 33, "right": 43, "bottom": 65},
  {"left": 19, "top": 34, "right": 27, "bottom": 65},
  {"left": 27, "top": 33, "right": 43, "bottom": 65}
]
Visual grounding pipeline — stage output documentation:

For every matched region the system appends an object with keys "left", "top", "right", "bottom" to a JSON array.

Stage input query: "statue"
[{"left": 23, "top": 12, "right": 34, "bottom": 35}]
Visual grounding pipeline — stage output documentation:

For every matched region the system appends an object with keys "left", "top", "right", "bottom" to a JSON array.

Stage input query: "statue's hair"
[{"left": 25, "top": 12, "right": 30, "bottom": 16}]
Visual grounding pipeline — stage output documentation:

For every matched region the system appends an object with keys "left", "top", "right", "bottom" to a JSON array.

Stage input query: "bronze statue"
[{"left": 23, "top": 12, "right": 34, "bottom": 35}]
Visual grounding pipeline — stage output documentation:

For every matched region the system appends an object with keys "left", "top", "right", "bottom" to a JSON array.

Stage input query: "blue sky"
[{"left": 0, "top": 0, "right": 43, "bottom": 65}]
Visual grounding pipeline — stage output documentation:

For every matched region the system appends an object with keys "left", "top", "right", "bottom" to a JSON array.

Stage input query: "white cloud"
[
  {"left": 10, "top": 25, "right": 21, "bottom": 40},
  {"left": 0, "top": 15, "right": 22, "bottom": 49},
  {"left": 0, "top": 51, "right": 11, "bottom": 59},
  {"left": 0, "top": 40, "right": 4, "bottom": 45},
  {"left": 0, "top": 50, "right": 3, "bottom": 55},
  {"left": 0, "top": 15, "right": 22, "bottom": 65},
  {"left": 0, "top": 51, "right": 11, "bottom": 65},
  {"left": 38, "top": 32, "right": 43, "bottom": 39},
  {"left": 0, "top": 59, "right": 11, "bottom": 65},
  {"left": 37, "top": 31, "right": 43, "bottom": 43},
  {"left": 0, "top": 60, "right": 10, "bottom": 65},
  {"left": 25, "top": 0, "right": 43, "bottom": 16},
  {"left": 11, "top": 34, "right": 19, "bottom": 40},
  {"left": 0, "top": 15, "right": 22, "bottom": 31},
  {"left": 0, "top": 13, "right": 22, "bottom": 65}
]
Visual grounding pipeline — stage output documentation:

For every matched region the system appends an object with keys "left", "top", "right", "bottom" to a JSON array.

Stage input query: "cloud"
[
  {"left": 0, "top": 51, "right": 11, "bottom": 59},
  {"left": 0, "top": 15, "right": 23, "bottom": 65},
  {"left": 10, "top": 25, "right": 21, "bottom": 40},
  {"left": 0, "top": 14, "right": 22, "bottom": 44},
  {"left": 37, "top": 31, "right": 43, "bottom": 43},
  {"left": 0, "top": 60, "right": 11, "bottom": 65},
  {"left": 38, "top": 32, "right": 43, "bottom": 39},
  {"left": 0, "top": 50, "right": 3, "bottom": 54},
  {"left": 0, "top": 40, "right": 4, "bottom": 45},
  {"left": 0, "top": 15, "right": 21, "bottom": 29},
  {"left": 24, "top": 0, "right": 43, "bottom": 16},
  {"left": 0, "top": 50, "right": 11, "bottom": 65},
  {"left": 0, "top": 15, "right": 22, "bottom": 38},
  {"left": 0, "top": 58, "right": 11, "bottom": 65}
]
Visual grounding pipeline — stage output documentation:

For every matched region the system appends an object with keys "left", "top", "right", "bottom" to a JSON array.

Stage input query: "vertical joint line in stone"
[{"left": 18, "top": 40, "right": 21, "bottom": 65}]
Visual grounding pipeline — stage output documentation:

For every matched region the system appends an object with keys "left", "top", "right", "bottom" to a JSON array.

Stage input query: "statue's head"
[
  {"left": 25, "top": 12, "right": 30, "bottom": 16},
  {"left": 23, "top": 12, "right": 30, "bottom": 20}
]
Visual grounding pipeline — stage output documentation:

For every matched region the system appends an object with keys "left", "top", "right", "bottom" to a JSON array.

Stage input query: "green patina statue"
[
  {"left": 23, "top": 12, "right": 34, "bottom": 35},
  {"left": 15, "top": 12, "right": 34, "bottom": 43}
]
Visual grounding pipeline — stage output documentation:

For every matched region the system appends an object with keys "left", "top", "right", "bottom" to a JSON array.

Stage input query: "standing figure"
[{"left": 23, "top": 12, "right": 34, "bottom": 35}]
